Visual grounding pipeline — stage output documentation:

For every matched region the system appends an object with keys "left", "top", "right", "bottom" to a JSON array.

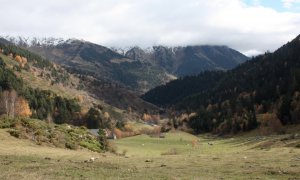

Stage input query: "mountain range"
[
  {"left": 124, "top": 45, "right": 248, "bottom": 77},
  {"left": 0, "top": 35, "right": 250, "bottom": 124},
  {"left": 1, "top": 34, "right": 300, "bottom": 135},
  {"left": 1, "top": 36, "right": 248, "bottom": 93},
  {"left": 143, "top": 34, "right": 300, "bottom": 134}
]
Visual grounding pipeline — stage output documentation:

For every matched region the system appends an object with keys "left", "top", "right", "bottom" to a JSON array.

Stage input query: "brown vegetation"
[
  {"left": 0, "top": 90, "right": 31, "bottom": 118},
  {"left": 142, "top": 113, "right": 160, "bottom": 124},
  {"left": 139, "top": 126, "right": 161, "bottom": 136},
  {"left": 259, "top": 113, "right": 284, "bottom": 135},
  {"left": 114, "top": 128, "right": 136, "bottom": 139},
  {"left": 14, "top": 55, "right": 27, "bottom": 68},
  {"left": 15, "top": 97, "right": 32, "bottom": 117}
]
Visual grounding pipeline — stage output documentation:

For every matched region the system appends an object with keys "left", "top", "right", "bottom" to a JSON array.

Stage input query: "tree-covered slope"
[
  {"left": 0, "top": 42, "right": 132, "bottom": 127},
  {"left": 0, "top": 39, "right": 160, "bottom": 114},
  {"left": 21, "top": 39, "right": 172, "bottom": 92},
  {"left": 142, "top": 71, "right": 225, "bottom": 106},
  {"left": 143, "top": 35, "right": 300, "bottom": 133},
  {"left": 3, "top": 37, "right": 248, "bottom": 92},
  {"left": 0, "top": 54, "right": 81, "bottom": 124}
]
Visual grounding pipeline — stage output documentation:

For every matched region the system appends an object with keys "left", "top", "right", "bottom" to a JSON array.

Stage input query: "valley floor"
[{"left": 0, "top": 128, "right": 299, "bottom": 179}]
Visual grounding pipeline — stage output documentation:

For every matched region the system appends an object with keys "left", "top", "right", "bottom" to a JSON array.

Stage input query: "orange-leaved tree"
[{"left": 15, "top": 97, "right": 32, "bottom": 117}]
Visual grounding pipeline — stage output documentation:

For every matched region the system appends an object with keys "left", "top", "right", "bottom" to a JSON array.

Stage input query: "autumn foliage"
[
  {"left": 0, "top": 90, "right": 32, "bottom": 118},
  {"left": 14, "top": 55, "right": 28, "bottom": 68},
  {"left": 75, "top": 95, "right": 84, "bottom": 103},
  {"left": 191, "top": 139, "right": 198, "bottom": 148},
  {"left": 139, "top": 126, "right": 161, "bottom": 136},
  {"left": 259, "top": 113, "right": 284, "bottom": 135},
  {"left": 15, "top": 97, "right": 32, "bottom": 117},
  {"left": 103, "top": 112, "right": 110, "bottom": 119},
  {"left": 124, "top": 123, "right": 134, "bottom": 132},
  {"left": 113, "top": 128, "right": 135, "bottom": 139},
  {"left": 142, "top": 113, "right": 160, "bottom": 124}
]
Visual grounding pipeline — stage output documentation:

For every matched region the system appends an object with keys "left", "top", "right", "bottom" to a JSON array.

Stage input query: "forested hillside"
[
  {"left": 0, "top": 43, "right": 127, "bottom": 128},
  {"left": 20, "top": 39, "right": 173, "bottom": 92},
  {"left": 142, "top": 71, "right": 225, "bottom": 106},
  {"left": 3, "top": 37, "right": 249, "bottom": 93},
  {"left": 143, "top": 35, "right": 300, "bottom": 134},
  {"left": 0, "top": 52, "right": 80, "bottom": 124}
]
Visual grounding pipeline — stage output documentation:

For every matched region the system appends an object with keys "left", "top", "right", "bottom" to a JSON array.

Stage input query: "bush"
[
  {"left": 259, "top": 113, "right": 284, "bottom": 135},
  {"left": 79, "top": 141, "right": 102, "bottom": 152},
  {"left": 114, "top": 128, "right": 136, "bottom": 139},
  {"left": 139, "top": 126, "right": 161, "bottom": 136},
  {"left": 107, "top": 141, "right": 117, "bottom": 154},
  {"left": 65, "top": 141, "right": 78, "bottom": 150},
  {"left": 0, "top": 118, "right": 16, "bottom": 128},
  {"left": 3, "top": 118, "right": 106, "bottom": 152},
  {"left": 8, "top": 129, "right": 20, "bottom": 138}
]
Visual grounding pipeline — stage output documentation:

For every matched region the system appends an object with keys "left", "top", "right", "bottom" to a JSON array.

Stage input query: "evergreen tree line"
[
  {"left": 0, "top": 44, "right": 52, "bottom": 69},
  {"left": 143, "top": 35, "right": 300, "bottom": 134},
  {"left": 0, "top": 43, "right": 70, "bottom": 84},
  {"left": 0, "top": 56, "right": 81, "bottom": 124}
]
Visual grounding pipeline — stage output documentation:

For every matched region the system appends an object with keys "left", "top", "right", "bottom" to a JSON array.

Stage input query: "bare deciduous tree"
[
  {"left": 9, "top": 90, "right": 17, "bottom": 118},
  {"left": 0, "top": 91, "right": 10, "bottom": 117}
]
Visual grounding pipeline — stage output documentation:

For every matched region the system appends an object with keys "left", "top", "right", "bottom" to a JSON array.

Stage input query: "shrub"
[
  {"left": 0, "top": 118, "right": 16, "bottom": 128},
  {"left": 114, "top": 128, "right": 136, "bottom": 139},
  {"left": 259, "top": 113, "right": 284, "bottom": 135},
  {"left": 107, "top": 142, "right": 117, "bottom": 154},
  {"left": 79, "top": 141, "right": 102, "bottom": 152},
  {"left": 8, "top": 129, "right": 20, "bottom": 138},
  {"left": 3, "top": 118, "right": 105, "bottom": 152},
  {"left": 140, "top": 126, "right": 161, "bottom": 136},
  {"left": 65, "top": 141, "right": 78, "bottom": 150}
]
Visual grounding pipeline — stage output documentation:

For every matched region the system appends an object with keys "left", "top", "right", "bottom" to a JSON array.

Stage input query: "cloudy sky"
[{"left": 1, "top": 0, "right": 300, "bottom": 56}]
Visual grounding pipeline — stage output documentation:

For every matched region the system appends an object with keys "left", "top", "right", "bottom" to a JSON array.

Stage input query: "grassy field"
[{"left": 0, "top": 128, "right": 299, "bottom": 179}]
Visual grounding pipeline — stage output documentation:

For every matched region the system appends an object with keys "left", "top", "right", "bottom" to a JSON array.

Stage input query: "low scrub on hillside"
[{"left": 0, "top": 118, "right": 104, "bottom": 152}]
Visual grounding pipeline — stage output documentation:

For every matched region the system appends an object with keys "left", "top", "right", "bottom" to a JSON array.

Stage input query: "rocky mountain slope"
[
  {"left": 2, "top": 36, "right": 248, "bottom": 92},
  {"left": 124, "top": 45, "right": 248, "bottom": 77},
  {"left": 2, "top": 37, "right": 173, "bottom": 92},
  {"left": 0, "top": 41, "right": 158, "bottom": 125}
]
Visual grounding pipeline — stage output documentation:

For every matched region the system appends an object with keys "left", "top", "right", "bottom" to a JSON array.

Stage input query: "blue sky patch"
[{"left": 243, "top": 0, "right": 300, "bottom": 12}]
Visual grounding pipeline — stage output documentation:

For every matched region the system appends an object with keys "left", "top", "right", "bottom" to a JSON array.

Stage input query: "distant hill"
[
  {"left": 0, "top": 42, "right": 85, "bottom": 125},
  {"left": 143, "top": 34, "right": 300, "bottom": 134},
  {"left": 1, "top": 36, "right": 250, "bottom": 116},
  {"left": 2, "top": 36, "right": 248, "bottom": 93},
  {"left": 142, "top": 71, "right": 225, "bottom": 106},
  {"left": 2, "top": 37, "right": 173, "bottom": 92},
  {"left": 124, "top": 45, "right": 248, "bottom": 77},
  {"left": 0, "top": 42, "right": 158, "bottom": 128}
]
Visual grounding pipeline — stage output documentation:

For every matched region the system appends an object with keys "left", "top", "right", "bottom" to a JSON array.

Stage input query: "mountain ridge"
[
  {"left": 2, "top": 36, "right": 249, "bottom": 93},
  {"left": 120, "top": 44, "right": 249, "bottom": 77},
  {"left": 143, "top": 34, "right": 300, "bottom": 133}
]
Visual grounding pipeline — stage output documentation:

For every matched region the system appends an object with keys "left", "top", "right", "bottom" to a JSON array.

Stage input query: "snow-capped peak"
[
  {"left": 110, "top": 46, "right": 155, "bottom": 55},
  {"left": 0, "top": 35, "right": 77, "bottom": 47}
]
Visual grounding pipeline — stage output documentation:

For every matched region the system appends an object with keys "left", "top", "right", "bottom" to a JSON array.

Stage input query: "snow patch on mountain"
[
  {"left": 111, "top": 46, "right": 155, "bottom": 55},
  {"left": 0, "top": 36, "right": 78, "bottom": 47}
]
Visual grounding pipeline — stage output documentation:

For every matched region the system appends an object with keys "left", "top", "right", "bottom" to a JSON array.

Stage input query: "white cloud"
[
  {"left": 0, "top": 0, "right": 300, "bottom": 56},
  {"left": 243, "top": 49, "right": 263, "bottom": 57},
  {"left": 282, "top": 0, "right": 300, "bottom": 8}
]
